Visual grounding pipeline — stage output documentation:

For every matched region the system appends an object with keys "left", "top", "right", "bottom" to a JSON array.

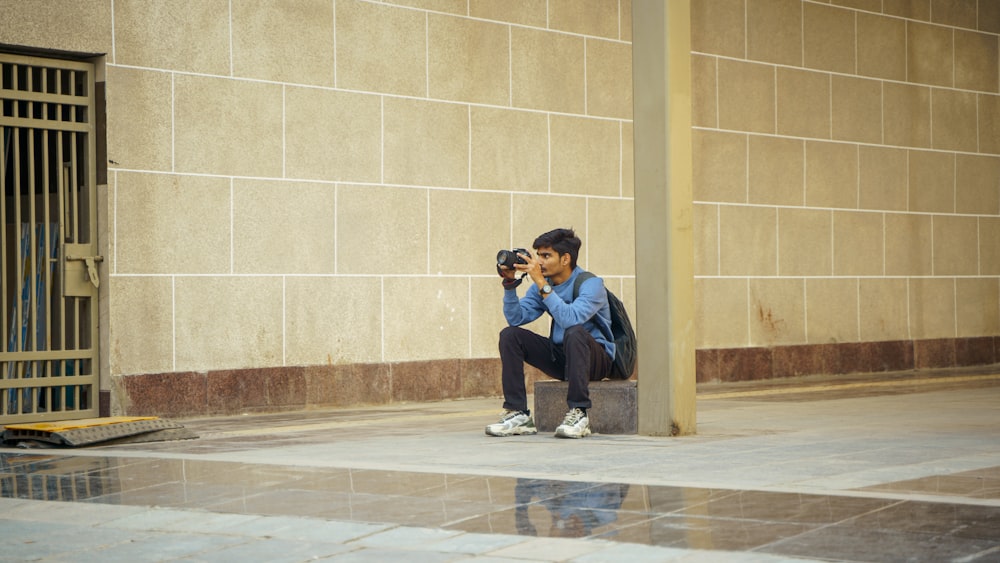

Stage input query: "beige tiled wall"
[
  {"left": 90, "top": 1, "right": 634, "bottom": 374},
  {"left": 5, "top": 0, "right": 995, "bottom": 379},
  {"left": 693, "top": 0, "right": 1000, "bottom": 349}
]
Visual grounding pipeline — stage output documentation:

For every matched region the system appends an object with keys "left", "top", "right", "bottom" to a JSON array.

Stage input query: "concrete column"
[{"left": 632, "top": 0, "right": 696, "bottom": 436}]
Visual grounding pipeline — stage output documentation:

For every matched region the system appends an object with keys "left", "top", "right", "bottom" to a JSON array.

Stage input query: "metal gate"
[{"left": 0, "top": 53, "right": 99, "bottom": 424}]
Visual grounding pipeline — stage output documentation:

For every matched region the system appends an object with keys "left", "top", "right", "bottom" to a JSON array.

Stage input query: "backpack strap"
[
  {"left": 572, "top": 271, "right": 596, "bottom": 301},
  {"left": 576, "top": 270, "right": 614, "bottom": 343}
]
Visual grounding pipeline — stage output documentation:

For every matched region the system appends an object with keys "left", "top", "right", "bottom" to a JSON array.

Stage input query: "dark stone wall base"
[
  {"left": 696, "top": 337, "right": 1000, "bottom": 383},
  {"left": 115, "top": 337, "right": 999, "bottom": 418},
  {"left": 115, "top": 360, "right": 548, "bottom": 418}
]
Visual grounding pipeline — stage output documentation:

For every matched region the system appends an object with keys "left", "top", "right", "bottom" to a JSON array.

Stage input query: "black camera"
[{"left": 497, "top": 248, "right": 529, "bottom": 269}]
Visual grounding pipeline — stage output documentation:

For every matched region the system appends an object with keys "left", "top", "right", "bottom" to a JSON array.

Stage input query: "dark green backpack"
[{"left": 569, "top": 271, "right": 637, "bottom": 380}]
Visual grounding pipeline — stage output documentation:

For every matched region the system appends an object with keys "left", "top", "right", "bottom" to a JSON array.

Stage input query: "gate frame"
[{"left": 0, "top": 51, "right": 102, "bottom": 424}]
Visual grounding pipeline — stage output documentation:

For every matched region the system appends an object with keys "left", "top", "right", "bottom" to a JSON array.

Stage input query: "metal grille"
[{"left": 0, "top": 53, "right": 99, "bottom": 424}]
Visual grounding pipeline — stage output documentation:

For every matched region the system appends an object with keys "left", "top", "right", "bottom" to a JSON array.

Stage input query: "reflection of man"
[{"left": 514, "top": 478, "right": 630, "bottom": 538}]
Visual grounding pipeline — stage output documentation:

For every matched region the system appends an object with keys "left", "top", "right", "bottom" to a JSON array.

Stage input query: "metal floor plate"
[{"left": 3, "top": 417, "right": 190, "bottom": 446}]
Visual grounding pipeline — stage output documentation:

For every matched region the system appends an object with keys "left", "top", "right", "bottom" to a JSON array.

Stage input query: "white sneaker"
[
  {"left": 485, "top": 410, "right": 538, "bottom": 437},
  {"left": 555, "top": 408, "right": 591, "bottom": 439}
]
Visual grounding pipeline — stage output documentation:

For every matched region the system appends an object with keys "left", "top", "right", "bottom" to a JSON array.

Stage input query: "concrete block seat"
[{"left": 533, "top": 379, "right": 637, "bottom": 434}]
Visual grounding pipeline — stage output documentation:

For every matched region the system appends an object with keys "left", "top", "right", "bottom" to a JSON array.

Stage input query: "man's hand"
[
  {"left": 498, "top": 261, "right": 522, "bottom": 290},
  {"left": 514, "top": 252, "right": 545, "bottom": 286}
]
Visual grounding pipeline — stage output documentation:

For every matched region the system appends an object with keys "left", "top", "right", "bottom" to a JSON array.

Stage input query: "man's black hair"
[{"left": 533, "top": 228, "right": 581, "bottom": 269}]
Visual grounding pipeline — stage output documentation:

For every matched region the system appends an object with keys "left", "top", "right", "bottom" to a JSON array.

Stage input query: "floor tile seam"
[
  {"left": 956, "top": 544, "right": 1000, "bottom": 563},
  {"left": 741, "top": 497, "right": 912, "bottom": 557}
]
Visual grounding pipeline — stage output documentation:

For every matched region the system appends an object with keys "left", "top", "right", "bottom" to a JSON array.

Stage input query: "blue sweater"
[{"left": 503, "top": 268, "right": 615, "bottom": 360}]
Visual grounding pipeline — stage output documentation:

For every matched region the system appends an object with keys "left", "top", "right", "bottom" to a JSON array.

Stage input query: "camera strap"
[{"left": 497, "top": 264, "right": 527, "bottom": 288}]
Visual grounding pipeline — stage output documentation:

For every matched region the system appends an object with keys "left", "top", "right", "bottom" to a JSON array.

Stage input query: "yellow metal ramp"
[{"left": 2, "top": 416, "right": 197, "bottom": 447}]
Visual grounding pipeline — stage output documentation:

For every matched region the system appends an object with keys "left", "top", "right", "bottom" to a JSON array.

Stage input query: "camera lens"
[{"left": 497, "top": 248, "right": 528, "bottom": 269}]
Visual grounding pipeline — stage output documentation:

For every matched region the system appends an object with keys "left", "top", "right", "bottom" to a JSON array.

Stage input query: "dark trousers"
[{"left": 499, "top": 325, "right": 612, "bottom": 412}]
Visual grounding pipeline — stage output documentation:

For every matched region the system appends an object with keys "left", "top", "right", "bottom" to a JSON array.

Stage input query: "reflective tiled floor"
[
  {"left": 3, "top": 453, "right": 1000, "bottom": 561},
  {"left": 4, "top": 371, "right": 1000, "bottom": 561}
]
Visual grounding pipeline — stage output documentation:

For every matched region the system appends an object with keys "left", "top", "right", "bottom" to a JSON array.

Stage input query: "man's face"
[{"left": 534, "top": 246, "right": 569, "bottom": 278}]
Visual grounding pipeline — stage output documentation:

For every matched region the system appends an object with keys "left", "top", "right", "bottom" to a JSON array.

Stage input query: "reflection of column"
[
  {"left": 632, "top": 0, "right": 696, "bottom": 436},
  {"left": 643, "top": 485, "right": 714, "bottom": 548},
  {"left": 679, "top": 486, "right": 713, "bottom": 549}
]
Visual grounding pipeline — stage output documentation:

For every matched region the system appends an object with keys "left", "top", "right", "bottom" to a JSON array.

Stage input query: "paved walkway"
[{"left": 3, "top": 367, "right": 1000, "bottom": 562}]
